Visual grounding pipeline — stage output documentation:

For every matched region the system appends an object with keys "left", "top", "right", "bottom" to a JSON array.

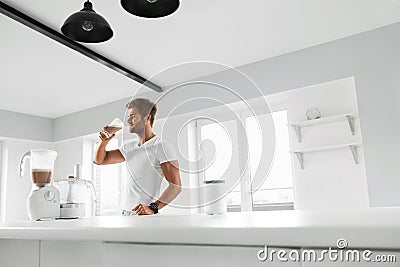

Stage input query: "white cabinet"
[
  {"left": 37, "top": 241, "right": 300, "bottom": 267},
  {"left": 2, "top": 239, "right": 398, "bottom": 267},
  {"left": 40, "top": 241, "right": 102, "bottom": 267},
  {"left": 100, "top": 243, "right": 301, "bottom": 267},
  {"left": 0, "top": 239, "right": 39, "bottom": 267}
]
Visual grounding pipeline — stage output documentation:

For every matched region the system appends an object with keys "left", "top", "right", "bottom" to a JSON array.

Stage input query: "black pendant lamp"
[
  {"left": 61, "top": 1, "right": 113, "bottom": 43},
  {"left": 121, "top": 0, "right": 180, "bottom": 18}
]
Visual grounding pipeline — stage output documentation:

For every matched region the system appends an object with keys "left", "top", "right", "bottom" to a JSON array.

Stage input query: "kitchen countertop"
[{"left": 0, "top": 208, "right": 400, "bottom": 249}]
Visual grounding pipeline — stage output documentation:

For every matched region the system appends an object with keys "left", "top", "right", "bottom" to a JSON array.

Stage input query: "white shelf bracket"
[
  {"left": 292, "top": 125, "right": 302, "bottom": 143},
  {"left": 349, "top": 145, "right": 359, "bottom": 164},
  {"left": 295, "top": 152, "right": 304, "bottom": 169},
  {"left": 346, "top": 115, "right": 355, "bottom": 135}
]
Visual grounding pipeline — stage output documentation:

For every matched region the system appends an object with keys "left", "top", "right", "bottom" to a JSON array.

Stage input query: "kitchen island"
[{"left": 1, "top": 208, "right": 400, "bottom": 266}]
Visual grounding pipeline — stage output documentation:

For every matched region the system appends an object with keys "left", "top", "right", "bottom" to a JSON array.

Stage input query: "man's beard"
[{"left": 129, "top": 123, "right": 144, "bottom": 135}]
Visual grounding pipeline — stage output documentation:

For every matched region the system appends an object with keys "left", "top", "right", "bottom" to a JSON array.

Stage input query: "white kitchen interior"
[{"left": 1, "top": 0, "right": 400, "bottom": 266}]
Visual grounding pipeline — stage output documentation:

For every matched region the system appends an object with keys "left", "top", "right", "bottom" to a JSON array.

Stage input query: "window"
[
  {"left": 246, "top": 110, "right": 294, "bottom": 208},
  {"left": 199, "top": 120, "right": 241, "bottom": 207},
  {"left": 195, "top": 109, "right": 293, "bottom": 212},
  {"left": 93, "top": 139, "right": 121, "bottom": 215}
]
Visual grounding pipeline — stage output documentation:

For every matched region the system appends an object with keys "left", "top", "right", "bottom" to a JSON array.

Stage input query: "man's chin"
[{"left": 129, "top": 128, "right": 142, "bottom": 135}]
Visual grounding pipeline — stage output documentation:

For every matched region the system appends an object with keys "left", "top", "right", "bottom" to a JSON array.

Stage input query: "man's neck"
[{"left": 138, "top": 129, "right": 156, "bottom": 146}]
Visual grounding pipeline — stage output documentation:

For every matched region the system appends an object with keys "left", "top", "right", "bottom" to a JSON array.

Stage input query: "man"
[{"left": 93, "top": 98, "right": 181, "bottom": 215}]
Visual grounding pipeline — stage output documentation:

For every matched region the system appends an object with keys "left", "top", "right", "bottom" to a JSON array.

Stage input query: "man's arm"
[
  {"left": 156, "top": 160, "right": 182, "bottom": 209},
  {"left": 93, "top": 131, "right": 125, "bottom": 165},
  {"left": 133, "top": 160, "right": 181, "bottom": 215}
]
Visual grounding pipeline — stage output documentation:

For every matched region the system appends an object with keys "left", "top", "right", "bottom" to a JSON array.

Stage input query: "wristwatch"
[{"left": 149, "top": 202, "right": 158, "bottom": 214}]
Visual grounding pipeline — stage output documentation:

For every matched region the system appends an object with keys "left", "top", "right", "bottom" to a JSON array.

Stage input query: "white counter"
[{"left": 1, "top": 208, "right": 400, "bottom": 249}]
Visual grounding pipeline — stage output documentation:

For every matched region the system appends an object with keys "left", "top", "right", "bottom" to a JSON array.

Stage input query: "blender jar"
[{"left": 19, "top": 149, "right": 57, "bottom": 186}]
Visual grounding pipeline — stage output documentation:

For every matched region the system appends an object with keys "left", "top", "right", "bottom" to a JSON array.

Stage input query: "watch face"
[{"left": 150, "top": 202, "right": 158, "bottom": 214}]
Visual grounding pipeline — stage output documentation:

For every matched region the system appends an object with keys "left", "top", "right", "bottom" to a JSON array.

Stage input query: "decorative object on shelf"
[
  {"left": 305, "top": 107, "right": 321, "bottom": 120},
  {"left": 290, "top": 113, "right": 357, "bottom": 143},
  {"left": 121, "top": 0, "right": 180, "bottom": 18},
  {"left": 61, "top": 1, "right": 113, "bottom": 43}
]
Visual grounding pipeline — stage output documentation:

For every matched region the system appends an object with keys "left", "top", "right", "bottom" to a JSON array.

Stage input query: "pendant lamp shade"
[
  {"left": 61, "top": 1, "right": 113, "bottom": 43},
  {"left": 121, "top": 0, "right": 180, "bottom": 18}
]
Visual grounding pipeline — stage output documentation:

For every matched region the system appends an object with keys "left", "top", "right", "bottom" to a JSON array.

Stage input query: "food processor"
[
  {"left": 54, "top": 164, "right": 97, "bottom": 219},
  {"left": 19, "top": 149, "right": 60, "bottom": 220}
]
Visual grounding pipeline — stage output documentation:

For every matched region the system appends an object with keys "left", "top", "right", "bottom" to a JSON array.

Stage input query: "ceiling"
[{"left": 1, "top": 0, "right": 400, "bottom": 118}]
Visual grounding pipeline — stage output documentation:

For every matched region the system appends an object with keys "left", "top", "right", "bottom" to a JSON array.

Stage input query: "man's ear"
[{"left": 145, "top": 114, "right": 151, "bottom": 123}]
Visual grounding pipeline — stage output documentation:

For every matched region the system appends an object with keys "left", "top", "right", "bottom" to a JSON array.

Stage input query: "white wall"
[
  {"left": 0, "top": 109, "right": 53, "bottom": 142},
  {"left": 53, "top": 98, "right": 128, "bottom": 142},
  {"left": 288, "top": 77, "right": 369, "bottom": 209},
  {"left": 53, "top": 139, "right": 84, "bottom": 181}
]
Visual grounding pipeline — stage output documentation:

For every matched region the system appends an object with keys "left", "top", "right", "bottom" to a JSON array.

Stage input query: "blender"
[{"left": 19, "top": 149, "right": 60, "bottom": 220}]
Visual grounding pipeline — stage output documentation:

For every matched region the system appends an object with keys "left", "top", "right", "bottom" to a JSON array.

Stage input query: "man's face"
[{"left": 127, "top": 107, "right": 146, "bottom": 134}]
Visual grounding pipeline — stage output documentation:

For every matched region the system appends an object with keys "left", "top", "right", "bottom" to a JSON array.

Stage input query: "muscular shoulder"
[{"left": 154, "top": 138, "right": 177, "bottom": 163}]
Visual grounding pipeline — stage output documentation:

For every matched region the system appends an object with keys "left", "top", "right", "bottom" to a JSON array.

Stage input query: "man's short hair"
[{"left": 126, "top": 98, "right": 157, "bottom": 126}]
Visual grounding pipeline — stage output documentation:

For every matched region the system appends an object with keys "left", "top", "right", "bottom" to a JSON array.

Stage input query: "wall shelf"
[
  {"left": 289, "top": 113, "right": 357, "bottom": 142},
  {"left": 291, "top": 143, "right": 361, "bottom": 169}
]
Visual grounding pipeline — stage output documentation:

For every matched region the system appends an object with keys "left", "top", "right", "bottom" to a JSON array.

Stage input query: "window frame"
[
  {"left": 88, "top": 136, "right": 123, "bottom": 216},
  {"left": 194, "top": 100, "right": 294, "bottom": 212}
]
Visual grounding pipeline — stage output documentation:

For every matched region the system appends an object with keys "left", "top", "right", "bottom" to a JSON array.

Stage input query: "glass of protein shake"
[{"left": 104, "top": 118, "right": 124, "bottom": 138}]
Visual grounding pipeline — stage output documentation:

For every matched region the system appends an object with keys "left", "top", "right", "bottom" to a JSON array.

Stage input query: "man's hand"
[
  {"left": 99, "top": 126, "right": 115, "bottom": 143},
  {"left": 93, "top": 127, "right": 124, "bottom": 165},
  {"left": 132, "top": 203, "right": 154, "bottom": 215}
]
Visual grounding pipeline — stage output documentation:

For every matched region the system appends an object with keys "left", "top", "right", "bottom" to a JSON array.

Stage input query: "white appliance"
[
  {"left": 203, "top": 180, "right": 227, "bottom": 215},
  {"left": 27, "top": 185, "right": 60, "bottom": 220},
  {"left": 54, "top": 163, "right": 97, "bottom": 219},
  {"left": 19, "top": 149, "right": 60, "bottom": 220}
]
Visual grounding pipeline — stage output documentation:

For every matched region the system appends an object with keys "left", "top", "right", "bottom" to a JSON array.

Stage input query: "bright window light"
[
  {"left": 200, "top": 120, "right": 241, "bottom": 206},
  {"left": 94, "top": 139, "right": 120, "bottom": 215},
  {"left": 246, "top": 110, "right": 294, "bottom": 205}
]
